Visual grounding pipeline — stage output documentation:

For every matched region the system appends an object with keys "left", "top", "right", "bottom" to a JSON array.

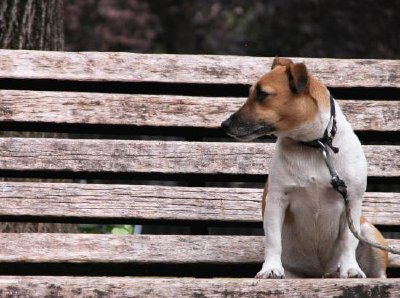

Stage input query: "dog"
[{"left": 221, "top": 57, "right": 388, "bottom": 278}]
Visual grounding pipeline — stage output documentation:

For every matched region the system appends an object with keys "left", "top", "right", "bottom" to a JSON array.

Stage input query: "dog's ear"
[
  {"left": 271, "top": 57, "right": 293, "bottom": 69},
  {"left": 287, "top": 63, "right": 309, "bottom": 93}
]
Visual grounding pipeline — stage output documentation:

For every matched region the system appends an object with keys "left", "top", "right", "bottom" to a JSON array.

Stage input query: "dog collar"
[{"left": 301, "top": 93, "right": 339, "bottom": 153}]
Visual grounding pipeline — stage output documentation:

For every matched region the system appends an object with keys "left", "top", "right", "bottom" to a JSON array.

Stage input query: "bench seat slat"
[
  {"left": 0, "top": 276, "right": 399, "bottom": 297},
  {"left": 0, "top": 182, "right": 399, "bottom": 225},
  {"left": 1, "top": 50, "right": 400, "bottom": 87},
  {"left": 0, "top": 90, "right": 398, "bottom": 131},
  {"left": 0, "top": 234, "right": 398, "bottom": 268},
  {"left": 0, "top": 138, "right": 398, "bottom": 177}
]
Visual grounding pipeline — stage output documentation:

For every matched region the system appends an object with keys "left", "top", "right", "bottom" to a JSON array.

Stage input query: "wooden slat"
[
  {"left": 0, "top": 90, "right": 398, "bottom": 131},
  {"left": 340, "top": 100, "right": 400, "bottom": 132},
  {"left": 0, "top": 182, "right": 399, "bottom": 226},
  {"left": 0, "top": 50, "right": 399, "bottom": 87},
  {"left": 0, "top": 234, "right": 398, "bottom": 268},
  {"left": 0, "top": 138, "right": 398, "bottom": 177},
  {"left": 361, "top": 192, "right": 400, "bottom": 225},
  {"left": 0, "top": 276, "right": 399, "bottom": 297}
]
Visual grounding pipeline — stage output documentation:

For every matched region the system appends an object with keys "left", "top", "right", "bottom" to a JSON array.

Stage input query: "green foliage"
[
  {"left": 111, "top": 225, "right": 134, "bottom": 235},
  {"left": 79, "top": 224, "right": 135, "bottom": 235}
]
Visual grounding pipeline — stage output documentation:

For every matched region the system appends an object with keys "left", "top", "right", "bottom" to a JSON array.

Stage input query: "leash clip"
[
  {"left": 317, "top": 140, "right": 347, "bottom": 199},
  {"left": 317, "top": 141, "right": 337, "bottom": 177}
]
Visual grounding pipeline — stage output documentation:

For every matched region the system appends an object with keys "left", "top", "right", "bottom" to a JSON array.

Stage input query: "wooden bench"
[{"left": 0, "top": 50, "right": 399, "bottom": 296}]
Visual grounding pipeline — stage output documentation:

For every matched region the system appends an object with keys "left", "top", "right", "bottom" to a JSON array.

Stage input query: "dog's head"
[{"left": 221, "top": 57, "right": 326, "bottom": 141}]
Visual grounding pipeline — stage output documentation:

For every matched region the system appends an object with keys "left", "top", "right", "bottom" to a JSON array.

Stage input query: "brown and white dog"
[{"left": 221, "top": 57, "right": 388, "bottom": 278}]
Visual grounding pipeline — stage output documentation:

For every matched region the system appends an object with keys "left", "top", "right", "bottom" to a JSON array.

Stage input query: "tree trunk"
[
  {"left": 0, "top": 0, "right": 64, "bottom": 50},
  {"left": 0, "top": 0, "right": 77, "bottom": 233}
]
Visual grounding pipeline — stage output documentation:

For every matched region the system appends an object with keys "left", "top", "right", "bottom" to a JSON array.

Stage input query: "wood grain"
[
  {"left": 0, "top": 234, "right": 398, "bottom": 268},
  {"left": 0, "top": 138, "right": 398, "bottom": 177},
  {"left": 0, "top": 276, "right": 399, "bottom": 297},
  {"left": 0, "top": 50, "right": 399, "bottom": 87},
  {"left": 0, "top": 234, "right": 269, "bottom": 264},
  {"left": 0, "top": 90, "right": 398, "bottom": 131},
  {"left": 0, "top": 182, "right": 398, "bottom": 225}
]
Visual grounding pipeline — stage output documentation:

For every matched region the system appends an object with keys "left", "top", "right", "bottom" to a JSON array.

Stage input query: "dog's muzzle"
[
  {"left": 220, "top": 117, "right": 233, "bottom": 133},
  {"left": 221, "top": 115, "right": 275, "bottom": 140}
]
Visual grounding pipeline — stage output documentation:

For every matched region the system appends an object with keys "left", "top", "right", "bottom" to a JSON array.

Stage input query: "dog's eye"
[{"left": 255, "top": 89, "right": 269, "bottom": 102}]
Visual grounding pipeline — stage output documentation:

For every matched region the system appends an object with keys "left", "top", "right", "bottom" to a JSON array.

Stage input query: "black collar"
[{"left": 301, "top": 94, "right": 339, "bottom": 153}]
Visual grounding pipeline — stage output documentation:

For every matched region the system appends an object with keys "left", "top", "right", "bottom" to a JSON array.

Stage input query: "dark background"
[{"left": 64, "top": 0, "right": 400, "bottom": 59}]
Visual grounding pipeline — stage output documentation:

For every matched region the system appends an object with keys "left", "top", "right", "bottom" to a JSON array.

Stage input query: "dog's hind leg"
[
  {"left": 261, "top": 179, "right": 268, "bottom": 219},
  {"left": 356, "top": 218, "right": 388, "bottom": 278}
]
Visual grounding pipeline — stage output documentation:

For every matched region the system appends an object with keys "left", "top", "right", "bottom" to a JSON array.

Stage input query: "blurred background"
[{"left": 64, "top": 0, "right": 400, "bottom": 58}]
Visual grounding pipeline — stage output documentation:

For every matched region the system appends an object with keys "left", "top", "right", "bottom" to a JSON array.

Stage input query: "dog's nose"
[{"left": 221, "top": 117, "right": 232, "bottom": 131}]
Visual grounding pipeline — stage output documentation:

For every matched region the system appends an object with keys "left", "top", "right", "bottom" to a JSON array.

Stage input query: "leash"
[
  {"left": 303, "top": 95, "right": 400, "bottom": 255},
  {"left": 318, "top": 140, "right": 400, "bottom": 254}
]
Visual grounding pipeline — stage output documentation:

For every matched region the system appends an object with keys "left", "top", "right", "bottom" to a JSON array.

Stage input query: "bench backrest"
[{"left": 0, "top": 50, "right": 399, "bottom": 280}]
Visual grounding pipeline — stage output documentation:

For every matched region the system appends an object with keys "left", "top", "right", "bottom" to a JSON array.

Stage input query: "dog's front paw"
[
  {"left": 255, "top": 264, "right": 285, "bottom": 279},
  {"left": 340, "top": 266, "right": 366, "bottom": 278},
  {"left": 324, "top": 264, "right": 366, "bottom": 278}
]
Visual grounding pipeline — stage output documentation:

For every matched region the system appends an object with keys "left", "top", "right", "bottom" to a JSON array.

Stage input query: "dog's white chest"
[
  {"left": 284, "top": 160, "right": 343, "bottom": 227},
  {"left": 287, "top": 183, "right": 342, "bottom": 217}
]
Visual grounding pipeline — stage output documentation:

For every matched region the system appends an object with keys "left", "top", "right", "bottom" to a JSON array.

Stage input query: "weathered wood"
[
  {"left": 0, "top": 50, "right": 399, "bottom": 87},
  {"left": 0, "top": 0, "right": 72, "bottom": 235},
  {"left": 0, "top": 234, "right": 398, "bottom": 268},
  {"left": 340, "top": 100, "right": 400, "bottom": 132},
  {"left": 0, "top": 182, "right": 398, "bottom": 226},
  {"left": 0, "top": 138, "right": 398, "bottom": 177},
  {"left": 0, "top": 276, "right": 399, "bottom": 297},
  {"left": 361, "top": 192, "right": 400, "bottom": 225},
  {"left": 0, "top": 90, "right": 398, "bottom": 131}
]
